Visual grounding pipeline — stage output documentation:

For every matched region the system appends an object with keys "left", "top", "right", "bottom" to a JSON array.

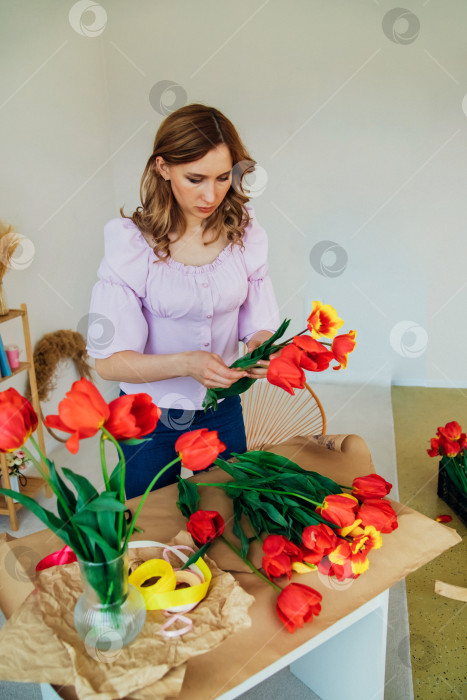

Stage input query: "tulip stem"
[
  {"left": 99, "top": 433, "right": 111, "bottom": 491},
  {"left": 337, "top": 484, "right": 353, "bottom": 490},
  {"left": 220, "top": 535, "right": 282, "bottom": 592},
  {"left": 122, "top": 457, "right": 181, "bottom": 550},
  {"left": 28, "top": 436, "right": 49, "bottom": 474},
  {"left": 101, "top": 427, "right": 128, "bottom": 546}
]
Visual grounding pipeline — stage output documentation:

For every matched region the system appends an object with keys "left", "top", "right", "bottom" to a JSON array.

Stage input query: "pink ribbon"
[
  {"left": 159, "top": 611, "right": 193, "bottom": 638},
  {"left": 36, "top": 545, "right": 77, "bottom": 572}
]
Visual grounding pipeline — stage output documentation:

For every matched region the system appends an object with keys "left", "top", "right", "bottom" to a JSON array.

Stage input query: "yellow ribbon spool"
[{"left": 129, "top": 557, "right": 212, "bottom": 612}]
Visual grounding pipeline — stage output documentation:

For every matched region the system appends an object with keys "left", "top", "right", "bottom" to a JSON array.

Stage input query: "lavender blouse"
[{"left": 86, "top": 203, "right": 280, "bottom": 410}]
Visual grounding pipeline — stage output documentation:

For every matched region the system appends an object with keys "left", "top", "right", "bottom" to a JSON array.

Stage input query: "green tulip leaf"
[
  {"left": 46, "top": 458, "right": 77, "bottom": 509},
  {"left": 78, "top": 524, "right": 121, "bottom": 561},
  {"left": 176, "top": 477, "right": 200, "bottom": 518},
  {"left": 119, "top": 437, "right": 152, "bottom": 446},
  {"left": 85, "top": 492, "right": 127, "bottom": 512},
  {"left": 62, "top": 468, "right": 98, "bottom": 507},
  {"left": 0, "top": 488, "right": 77, "bottom": 549}
]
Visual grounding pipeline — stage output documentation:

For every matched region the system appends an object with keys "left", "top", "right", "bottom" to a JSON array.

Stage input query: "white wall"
[{"left": 1, "top": 0, "right": 466, "bottom": 451}]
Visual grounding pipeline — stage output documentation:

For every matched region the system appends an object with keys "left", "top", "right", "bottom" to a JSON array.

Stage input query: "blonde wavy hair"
[{"left": 120, "top": 103, "right": 256, "bottom": 261}]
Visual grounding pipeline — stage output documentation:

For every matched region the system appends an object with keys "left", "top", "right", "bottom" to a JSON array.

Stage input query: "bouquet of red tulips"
[
  {"left": 202, "top": 301, "right": 357, "bottom": 410},
  {"left": 427, "top": 420, "right": 467, "bottom": 497},
  {"left": 177, "top": 453, "right": 398, "bottom": 633}
]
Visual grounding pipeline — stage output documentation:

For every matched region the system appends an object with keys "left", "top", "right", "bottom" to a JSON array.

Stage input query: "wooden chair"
[{"left": 241, "top": 380, "right": 326, "bottom": 451}]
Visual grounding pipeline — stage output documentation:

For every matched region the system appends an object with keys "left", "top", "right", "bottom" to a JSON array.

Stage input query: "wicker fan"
[{"left": 241, "top": 380, "right": 326, "bottom": 451}]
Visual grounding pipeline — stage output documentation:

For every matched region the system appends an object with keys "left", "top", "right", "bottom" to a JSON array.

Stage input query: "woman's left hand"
[{"left": 244, "top": 331, "right": 279, "bottom": 379}]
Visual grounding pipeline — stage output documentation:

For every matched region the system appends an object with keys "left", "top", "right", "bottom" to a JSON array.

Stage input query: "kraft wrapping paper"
[{"left": 0, "top": 434, "right": 461, "bottom": 699}]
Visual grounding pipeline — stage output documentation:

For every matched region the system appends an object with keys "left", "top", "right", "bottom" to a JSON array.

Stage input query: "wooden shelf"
[
  {"left": 0, "top": 303, "right": 51, "bottom": 530},
  {"left": 0, "top": 308, "right": 25, "bottom": 324},
  {"left": 0, "top": 476, "right": 47, "bottom": 514},
  {"left": 0, "top": 361, "right": 30, "bottom": 384}
]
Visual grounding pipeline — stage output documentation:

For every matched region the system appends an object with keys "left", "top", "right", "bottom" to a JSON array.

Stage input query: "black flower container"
[{"left": 437, "top": 463, "right": 467, "bottom": 526}]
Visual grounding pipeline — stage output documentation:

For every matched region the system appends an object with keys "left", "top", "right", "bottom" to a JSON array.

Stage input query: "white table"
[{"left": 40, "top": 590, "right": 388, "bottom": 700}]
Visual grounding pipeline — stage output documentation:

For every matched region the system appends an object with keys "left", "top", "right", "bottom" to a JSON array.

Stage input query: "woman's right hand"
[{"left": 184, "top": 351, "right": 247, "bottom": 389}]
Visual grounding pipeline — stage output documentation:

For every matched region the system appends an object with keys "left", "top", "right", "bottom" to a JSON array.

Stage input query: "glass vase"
[{"left": 74, "top": 551, "right": 146, "bottom": 651}]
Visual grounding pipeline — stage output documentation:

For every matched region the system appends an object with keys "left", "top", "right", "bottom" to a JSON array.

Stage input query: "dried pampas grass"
[{"left": 0, "top": 219, "right": 21, "bottom": 283}]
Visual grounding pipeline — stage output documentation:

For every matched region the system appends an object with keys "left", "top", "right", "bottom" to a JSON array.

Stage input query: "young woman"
[{"left": 86, "top": 103, "right": 280, "bottom": 498}]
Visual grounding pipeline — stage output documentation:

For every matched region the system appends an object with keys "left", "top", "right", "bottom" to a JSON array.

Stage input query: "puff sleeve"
[
  {"left": 238, "top": 204, "right": 280, "bottom": 345},
  {"left": 86, "top": 218, "right": 151, "bottom": 359}
]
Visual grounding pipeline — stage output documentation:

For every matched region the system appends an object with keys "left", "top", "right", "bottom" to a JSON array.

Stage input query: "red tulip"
[
  {"left": 292, "top": 336, "right": 334, "bottom": 372},
  {"left": 267, "top": 345, "right": 305, "bottom": 395},
  {"left": 439, "top": 435, "right": 461, "bottom": 457},
  {"left": 427, "top": 422, "right": 467, "bottom": 458},
  {"left": 263, "top": 552, "right": 295, "bottom": 580},
  {"left": 331, "top": 331, "right": 357, "bottom": 370},
  {"left": 186, "top": 510, "right": 225, "bottom": 545},
  {"left": 427, "top": 437, "right": 440, "bottom": 458},
  {"left": 358, "top": 498, "right": 398, "bottom": 533},
  {"left": 276, "top": 583, "right": 322, "bottom": 633},
  {"left": 175, "top": 429, "right": 226, "bottom": 471},
  {"left": 351, "top": 474, "right": 392, "bottom": 501},
  {"left": 438, "top": 421, "right": 462, "bottom": 441},
  {"left": 262, "top": 535, "right": 302, "bottom": 580},
  {"left": 104, "top": 393, "right": 161, "bottom": 441},
  {"left": 0, "top": 388, "right": 38, "bottom": 453},
  {"left": 317, "top": 493, "right": 359, "bottom": 528},
  {"left": 301, "top": 524, "right": 338, "bottom": 564},
  {"left": 44, "top": 378, "right": 110, "bottom": 454}
]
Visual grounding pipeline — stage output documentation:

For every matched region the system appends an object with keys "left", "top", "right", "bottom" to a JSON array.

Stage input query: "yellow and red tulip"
[
  {"left": 331, "top": 330, "right": 357, "bottom": 370},
  {"left": 307, "top": 301, "right": 344, "bottom": 340}
]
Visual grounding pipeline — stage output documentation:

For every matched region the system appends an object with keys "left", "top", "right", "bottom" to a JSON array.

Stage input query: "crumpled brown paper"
[{"left": 0, "top": 531, "right": 254, "bottom": 700}]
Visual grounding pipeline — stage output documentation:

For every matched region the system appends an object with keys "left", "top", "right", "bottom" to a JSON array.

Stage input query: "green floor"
[{"left": 391, "top": 387, "right": 467, "bottom": 699}]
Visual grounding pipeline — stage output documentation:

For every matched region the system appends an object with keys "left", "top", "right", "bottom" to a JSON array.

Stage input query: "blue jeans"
[{"left": 118, "top": 391, "right": 247, "bottom": 499}]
